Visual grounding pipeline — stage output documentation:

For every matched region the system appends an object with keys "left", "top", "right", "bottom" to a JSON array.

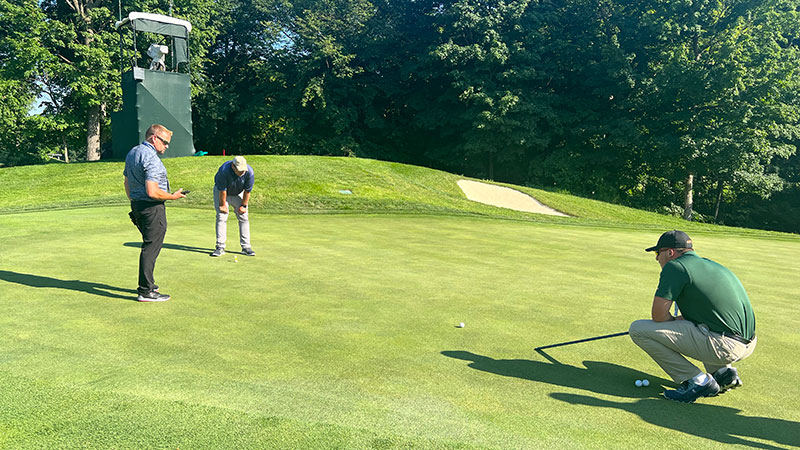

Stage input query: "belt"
[
  {"left": 721, "top": 332, "right": 753, "bottom": 345},
  {"left": 131, "top": 200, "right": 165, "bottom": 209}
]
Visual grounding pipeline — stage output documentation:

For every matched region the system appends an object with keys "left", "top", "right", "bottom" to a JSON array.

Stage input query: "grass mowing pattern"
[
  {"left": 1, "top": 205, "right": 799, "bottom": 448},
  {"left": 1, "top": 372, "right": 475, "bottom": 449}
]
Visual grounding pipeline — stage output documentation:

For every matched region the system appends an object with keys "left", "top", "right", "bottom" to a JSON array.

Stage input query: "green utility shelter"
[{"left": 111, "top": 12, "right": 195, "bottom": 158}]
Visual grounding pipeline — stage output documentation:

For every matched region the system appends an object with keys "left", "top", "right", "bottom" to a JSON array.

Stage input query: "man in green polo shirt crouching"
[{"left": 629, "top": 230, "right": 757, "bottom": 403}]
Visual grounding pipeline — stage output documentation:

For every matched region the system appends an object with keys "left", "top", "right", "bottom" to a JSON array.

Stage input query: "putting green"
[{"left": 1, "top": 206, "right": 798, "bottom": 448}]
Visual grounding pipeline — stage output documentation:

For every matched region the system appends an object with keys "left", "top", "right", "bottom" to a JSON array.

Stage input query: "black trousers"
[{"left": 130, "top": 201, "right": 166, "bottom": 294}]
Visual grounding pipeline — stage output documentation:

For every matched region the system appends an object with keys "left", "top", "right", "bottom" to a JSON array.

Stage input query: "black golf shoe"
[
  {"left": 663, "top": 377, "right": 720, "bottom": 403},
  {"left": 713, "top": 367, "right": 742, "bottom": 394}
]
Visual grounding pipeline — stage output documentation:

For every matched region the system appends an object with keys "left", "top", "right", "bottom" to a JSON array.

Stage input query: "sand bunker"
[{"left": 457, "top": 180, "right": 569, "bottom": 217}]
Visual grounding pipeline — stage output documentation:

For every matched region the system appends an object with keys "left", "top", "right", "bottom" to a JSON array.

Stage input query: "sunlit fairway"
[{"left": 1, "top": 157, "right": 799, "bottom": 449}]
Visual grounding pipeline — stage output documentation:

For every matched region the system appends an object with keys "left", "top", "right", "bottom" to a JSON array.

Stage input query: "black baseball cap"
[{"left": 645, "top": 230, "right": 693, "bottom": 252}]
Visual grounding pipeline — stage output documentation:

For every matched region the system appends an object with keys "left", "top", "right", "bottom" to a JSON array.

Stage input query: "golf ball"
[
  {"left": 234, "top": 256, "right": 238, "bottom": 262},
  {"left": 635, "top": 379, "right": 643, "bottom": 387},
  {"left": 458, "top": 322, "right": 465, "bottom": 328},
  {"left": 642, "top": 379, "right": 650, "bottom": 387}
]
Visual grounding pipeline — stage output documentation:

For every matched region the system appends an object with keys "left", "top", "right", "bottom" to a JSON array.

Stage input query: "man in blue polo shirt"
[
  {"left": 123, "top": 124, "right": 187, "bottom": 302},
  {"left": 629, "top": 230, "right": 757, "bottom": 403},
  {"left": 211, "top": 156, "right": 255, "bottom": 257}
]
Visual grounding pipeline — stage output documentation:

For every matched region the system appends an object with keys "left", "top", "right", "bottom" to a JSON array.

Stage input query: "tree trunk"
[
  {"left": 682, "top": 173, "right": 694, "bottom": 221},
  {"left": 714, "top": 180, "right": 724, "bottom": 223},
  {"left": 86, "top": 103, "right": 101, "bottom": 161},
  {"left": 62, "top": 134, "right": 70, "bottom": 164},
  {"left": 74, "top": 2, "right": 100, "bottom": 161}
]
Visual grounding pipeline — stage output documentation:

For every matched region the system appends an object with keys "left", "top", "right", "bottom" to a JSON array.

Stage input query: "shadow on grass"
[
  {"left": 123, "top": 242, "right": 214, "bottom": 254},
  {"left": 441, "top": 350, "right": 671, "bottom": 399},
  {"left": 0, "top": 270, "right": 137, "bottom": 301},
  {"left": 551, "top": 392, "right": 799, "bottom": 450}
]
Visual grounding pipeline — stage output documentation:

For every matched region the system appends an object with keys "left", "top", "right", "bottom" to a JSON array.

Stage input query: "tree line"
[{"left": 2, "top": 0, "right": 800, "bottom": 232}]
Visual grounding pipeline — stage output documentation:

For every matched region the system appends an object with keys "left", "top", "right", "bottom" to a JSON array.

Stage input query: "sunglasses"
[{"left": 155, "top": 135, "right": 170, "bottom": 148}]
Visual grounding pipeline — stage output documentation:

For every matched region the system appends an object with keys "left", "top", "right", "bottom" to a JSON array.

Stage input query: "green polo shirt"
[{"left": 655, "top": 251, "right": 755, "bottom": 340}]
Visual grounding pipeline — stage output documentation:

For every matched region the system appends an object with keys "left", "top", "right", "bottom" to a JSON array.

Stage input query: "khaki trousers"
[{"left": 629, "top": 319, "right": 757, "bottom": 383}]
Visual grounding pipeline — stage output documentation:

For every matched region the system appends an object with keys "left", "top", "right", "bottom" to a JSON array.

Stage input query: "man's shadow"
[
  {"left": 443, "top": 350, "right": 799, "bottom": 449},
  {"left": 123, "top": 242, "right": 214, "bottom": 254},
  {"left": 551, "top": 393, "right": 799, "bottom": 449},
  {"left": 0, "top": 270, "right": 137, "bottom": 301},
  {"left": 442, "top": 350, "right": 670, "bottom": 398}
]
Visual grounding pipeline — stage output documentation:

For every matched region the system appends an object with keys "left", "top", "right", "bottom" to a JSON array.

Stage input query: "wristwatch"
[{"left": 241, "top": 204, "right": 248, "bottom": 208}]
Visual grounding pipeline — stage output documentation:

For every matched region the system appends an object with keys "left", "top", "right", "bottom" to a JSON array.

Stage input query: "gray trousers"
[
  {"left": 629, "top": 319, "right": 757, "bottom": 384},
  {"left": 213, "top": 186, "right": 251, "bottom": 249}
]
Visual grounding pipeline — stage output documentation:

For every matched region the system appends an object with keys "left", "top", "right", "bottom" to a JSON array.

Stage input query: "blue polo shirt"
[
  {"left": 214, "top": 160, "right": 254, "bottom": 196},
  {"left": 123, "top": 142, "right": 170, "bottom": 202}
]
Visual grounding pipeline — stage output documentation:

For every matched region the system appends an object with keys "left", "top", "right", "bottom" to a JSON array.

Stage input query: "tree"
[
  {"left": 627, "top": 0, "right": 800, "bottom": 220},
  {"left": 36, "top": 0, "right": 120, "bottom": 161},
  {"left": 524, "top": 0, "right": 643, "bottom": 198},
  {"left": 192, "top": 0, "right": 295, "bottom": 155},
  {"left": 423, "top": 0, "right": 544, "bottom": 180},
  {"left": 0, "top": 0, "right": 63, "bottom": 166}
]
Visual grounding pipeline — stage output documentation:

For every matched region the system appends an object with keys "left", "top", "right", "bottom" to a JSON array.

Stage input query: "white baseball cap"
[{"left": 233, "top": 156, "right": 247, "bottom": 172}]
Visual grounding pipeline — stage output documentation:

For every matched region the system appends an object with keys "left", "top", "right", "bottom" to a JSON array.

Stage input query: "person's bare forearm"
[
  {"left": 651, "top": 296, "right": 676, "bottom": 322},
  {"left": 146, "top": 181, "right": 185, "bottom": 201}
]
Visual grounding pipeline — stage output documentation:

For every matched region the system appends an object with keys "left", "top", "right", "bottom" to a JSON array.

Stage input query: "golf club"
[
  {"left": 534, "top": 301, "right": 680, "bottom": 352},
  {"left": 534, "top": 331, "right": 629, "bottom": 351}
]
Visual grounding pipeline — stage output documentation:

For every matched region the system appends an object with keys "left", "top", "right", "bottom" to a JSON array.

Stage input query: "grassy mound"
[{"left": 0, "top": 155, "right": 791, "bottom": 238}]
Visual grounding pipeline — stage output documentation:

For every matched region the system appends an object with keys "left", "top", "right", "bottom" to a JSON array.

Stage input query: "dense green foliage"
[{"left": 2, "top": 0, "right": 800, "bottom": 231}]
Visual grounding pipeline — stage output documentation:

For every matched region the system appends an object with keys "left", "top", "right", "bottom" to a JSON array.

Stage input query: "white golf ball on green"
[
  {"left": 635, "top": 379, "right": 643, "bottom": 387},
  {"left": 458, "top": 322, "right": 465, "bottom": 328},
  {"left": 642, "top": 379, "right": 650, "bottom": 386}
]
